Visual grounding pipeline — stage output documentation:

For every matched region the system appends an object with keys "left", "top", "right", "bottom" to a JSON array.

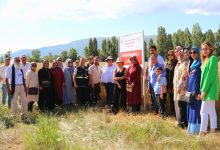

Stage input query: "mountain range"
[{"left": 8, "top": 35, "right": 157, "bottom": 58}]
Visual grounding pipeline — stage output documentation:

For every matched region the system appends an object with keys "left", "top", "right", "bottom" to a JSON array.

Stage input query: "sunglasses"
[
  {"left": 15, "top": 60, "right": 20, "bottom": 62},
  {"left": 168, "top": 54, "right": 173, "bottom": 56},
  {"left": 190, "top": 51, "right": 197, "bottom": 54}
]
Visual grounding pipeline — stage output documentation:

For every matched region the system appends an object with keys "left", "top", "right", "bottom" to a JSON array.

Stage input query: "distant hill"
[{"left": 9, "top": 35, "right": 157, "bottom": 58}]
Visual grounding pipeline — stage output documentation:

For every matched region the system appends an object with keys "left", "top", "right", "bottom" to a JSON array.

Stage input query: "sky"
[{"left": 0, "top": 0, "right": 220, "bottom": 53}]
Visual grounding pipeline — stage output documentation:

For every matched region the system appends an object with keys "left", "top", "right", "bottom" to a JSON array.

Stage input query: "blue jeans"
[
  {"left": 1, "top": 84, "right": 12, "bottom": 107},
  {"left": 149, "top": 83, "right": 158, "bottom": 112}
]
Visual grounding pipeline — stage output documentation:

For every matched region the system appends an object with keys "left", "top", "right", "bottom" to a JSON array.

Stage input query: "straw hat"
[{"left": 116, "top": 58, "right": 123, "bottom": 63}]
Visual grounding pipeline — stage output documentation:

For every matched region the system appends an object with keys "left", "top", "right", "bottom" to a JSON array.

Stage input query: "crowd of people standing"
[{"left": 0, "top": 41, "right": 219, "bottom": 136}]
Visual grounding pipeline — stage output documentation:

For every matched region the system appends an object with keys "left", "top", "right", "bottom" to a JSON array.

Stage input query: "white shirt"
[
  {"left": 0, "top": 65, "right": 8, "bottom": 84},
  {"left": 88, "top": 64, "right": 103, "bottom": 84},
  {"left": 5, "top": 65, "right": 24, "bottom": 85},
  {"left": 148, "top": 54, "right": 165, "bottom": 65},
  {"left": 21, "top": 62, "right": 31, "bottom": 79},
  {"left": 102, "top": 64, "right": 116, "bottom": 83}
]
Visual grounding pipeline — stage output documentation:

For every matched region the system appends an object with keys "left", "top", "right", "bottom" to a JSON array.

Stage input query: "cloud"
[{"left": 0, "top": 0, "right": 220, "bottom": 22}]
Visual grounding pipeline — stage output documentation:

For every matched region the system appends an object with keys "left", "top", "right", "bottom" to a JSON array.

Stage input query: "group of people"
[
  {"left": 147, "top": 42, "right": 219, "bottom": 135},
  {"left": 0, "top": 41, "right": 218, "bottom": 136}
]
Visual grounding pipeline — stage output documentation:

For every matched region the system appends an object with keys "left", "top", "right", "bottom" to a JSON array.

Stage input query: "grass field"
[{"left": 0, "top": 62, "right": 220, "bottom": 150}]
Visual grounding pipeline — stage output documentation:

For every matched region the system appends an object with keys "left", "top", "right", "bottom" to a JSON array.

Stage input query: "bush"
[{"left": 24, "top": 115, "right": 69, "bottom": 150}]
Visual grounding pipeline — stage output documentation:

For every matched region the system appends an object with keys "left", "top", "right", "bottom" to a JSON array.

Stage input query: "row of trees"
[
  {"left": 27, "top": 48, "right": 80, "bottom": 63},
  {"left": 156, "top": 23, "right": 220, "bottom": 57}
]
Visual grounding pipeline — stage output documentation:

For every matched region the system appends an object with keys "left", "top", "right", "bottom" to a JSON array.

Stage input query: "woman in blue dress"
[
  {"left": 187, "top": 47, "right": 202, "bottom": 134},
  {"left": 63, "top": 58, "right": 76, "bottom": 105}
]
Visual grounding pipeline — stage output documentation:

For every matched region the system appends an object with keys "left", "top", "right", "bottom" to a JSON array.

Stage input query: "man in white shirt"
[
  {"left": 0, "top": 57, "right": 11, "bottom": 108},
  {"left": 88, "top": 56, "right": 103, "bottom": 105},
  {"left": 5, "top": 57, "right": 27, "bottom": 120},
  {"left": 20, "top": 55, "right": 31, "bottom": 80}
]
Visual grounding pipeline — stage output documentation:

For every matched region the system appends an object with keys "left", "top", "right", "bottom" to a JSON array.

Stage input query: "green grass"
[{"left": 24, "top": 114, "right": 69, "bottom": 150}]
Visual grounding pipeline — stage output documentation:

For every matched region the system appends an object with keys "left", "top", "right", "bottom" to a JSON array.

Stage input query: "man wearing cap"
[
  {"left": 88, "top": 56, "right": 103, "bottom": 105},
  {"left": 102, "top": 56, "right": 116, "bottom": 108},
  {"left": 0, "top": 57, "right": 12, "bottom": 108},
  {"left": 5, "top": 57, "right": 27, "bottom": 120},
  {"left": 21, "top": 55, "right": 31, "bottom": 80}
]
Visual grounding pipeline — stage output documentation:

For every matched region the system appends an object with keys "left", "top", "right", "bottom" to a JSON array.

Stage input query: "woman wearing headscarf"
[
  {"left": 126, "top": 56, "right": 142, "bottom": 112},
  {"left": 26, "top": 62, "right": 39, "bottom": 112},
  {"left": 187, "top": 47, "right": 202, "bottom": 134},
  {"left": 63, "top": 58, "right": 76, "bottom": 105},
  {"left": 38, "top": 60, "right": 55, "bottom": 111}
]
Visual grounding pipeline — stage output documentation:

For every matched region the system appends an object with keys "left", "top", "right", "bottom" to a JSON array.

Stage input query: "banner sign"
[{"left": 119, "top": 31, "right": 144, "bottom": 68}]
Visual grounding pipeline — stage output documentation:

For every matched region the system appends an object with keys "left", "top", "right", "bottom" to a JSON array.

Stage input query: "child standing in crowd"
[
  {"left": 154, "top": 67, "right": 167, "bottom": 117},
  {"left": 199, "top": 41, "right": 219, "bottom": 136}
]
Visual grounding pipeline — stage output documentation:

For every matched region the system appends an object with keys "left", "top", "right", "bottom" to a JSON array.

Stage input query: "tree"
[
  {"left": 101, "top": 39, "right": 109, "bottom": 58},
  {"left": 44, "top": 52, "right": 54, "bottom": 62},
  {"left": 84, "top": 38, "right": 99, "bottom": 59},
  {"left": 32, "top": 49, "right": 41, "bottom": 62},
  {"left": 88, "top": 38, "right": 99, "bottom": 57},
  {"left": 84, "top": 46, "right": 90, "bottom": 58},
  {"left": 60, "top": 50, "right": 68, "bottom": 61},
  {"left": 148, "top": 38, "right": 154, "bottom": 48},
  {"left": 216, "top": 25, "right": 220, "bottom": 57},
  {"left": 100, "top": 36, "right": 119, "bottom": 60},
  {"left": 68, "top": 48, "right": 78, "bottom": 61},
  {"left": 172, "top": 29, "right": 184, "bottom": 47},
  {"left": 156, "top": 26, "right": 168, "bottom": 57},
  {"left": 183, "top": 27, "right": 192, "bottom": 48},
  {"left": 144, "top": 40, "right": 148, "bottom": 60},
  {"left": 205, "top": 29, "right": 215, "bottom": 46},
  {"left": 192, "top": 23, "right": 203, "bottom": 47},
  {"left": 166, "top": 34, "right": 173, "bottom": 51},
  {"left": 110, "top": 36, "right": 118, "bottom": 59}
]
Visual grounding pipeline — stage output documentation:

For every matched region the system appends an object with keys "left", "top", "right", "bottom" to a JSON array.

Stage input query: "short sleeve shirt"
[
  {"left": 154, "top": 77, "right": 167, "bottom": 94},
  {"left": 5, "top": 65, "right": 24, "bottom": 85},
  {"left": 88, "top": 65, "right": 103, "bottom": 84},
  {"left": 0, "top": 65, "right": 7, "bottom": 84},
  {"left": 21, "top": 63, "right": 31, "bottom": 79}
]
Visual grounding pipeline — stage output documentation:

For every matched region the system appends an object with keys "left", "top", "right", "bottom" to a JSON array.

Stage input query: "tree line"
[{"left": 1, "top": 23, "right": 220, "bottom": 63}]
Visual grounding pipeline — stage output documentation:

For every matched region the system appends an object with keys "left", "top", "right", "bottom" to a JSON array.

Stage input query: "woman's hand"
[
  {"left": 198, "top": 92, "right": 206, "bottom": 100},
  {"left": 117, "top": 84, "right": 121, "bottom": 89},
  {"left": 160, "top": 94, "right": 163, "bottom": 100}
]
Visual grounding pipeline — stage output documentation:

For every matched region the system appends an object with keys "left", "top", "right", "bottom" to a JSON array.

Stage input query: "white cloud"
[{"left": 1, "top": 0, "right": 220, "bottom": 22}]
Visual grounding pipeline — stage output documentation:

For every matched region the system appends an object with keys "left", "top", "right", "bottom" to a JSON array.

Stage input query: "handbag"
[
  {"left": 41, "top": 81, "right": 51, "bottom": 88},
  {"left": 28, "top": 87, "right": 38, "bottom": 95},
  {"left": 184, "top": 91, "right": 195, "bottom": 103}
]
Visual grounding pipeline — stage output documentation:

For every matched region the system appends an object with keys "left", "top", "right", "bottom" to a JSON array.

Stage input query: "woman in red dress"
[{"left": 126, "top": 56, "right": 142, "bottom": 112}]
